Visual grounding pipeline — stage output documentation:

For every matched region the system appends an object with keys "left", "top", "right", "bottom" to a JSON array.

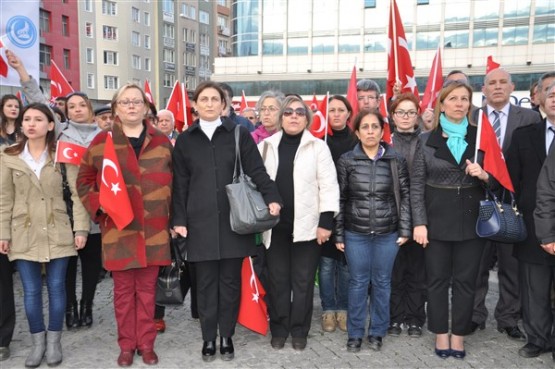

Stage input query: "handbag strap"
[
  {"left": 232, "top": 126, "right": 245, "bottom": 181},
  {"left": 483, "top": 187, "right": 521, "bottom": 214},
  {"left": 170, "top": 237, "right": 185, "bottom": 264}
]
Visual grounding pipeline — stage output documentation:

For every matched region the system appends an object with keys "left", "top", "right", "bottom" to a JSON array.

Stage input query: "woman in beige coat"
[{"left": 0, "top": 103, "right": 89, "bottom": 368}]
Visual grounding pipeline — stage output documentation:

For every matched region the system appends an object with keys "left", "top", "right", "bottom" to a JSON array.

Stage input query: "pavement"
[{"left": 2, "top": 270, "right": 553, "bottom": 369}]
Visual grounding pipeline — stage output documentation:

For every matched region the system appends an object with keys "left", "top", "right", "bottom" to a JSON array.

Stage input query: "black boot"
[
  {"left": 65, "top": 301, "right": 81, "bottom": 330},
  {"left": 79, "top": 300, "right": 93, "bottom": 327}
]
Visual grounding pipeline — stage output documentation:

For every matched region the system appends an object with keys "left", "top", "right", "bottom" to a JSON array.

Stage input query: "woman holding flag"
[
  {"left": 77, "top": 84, "right": 173, "bottom": 367},
  {"left": 411, "top": 80, "right": 493, "bottom": 359}
]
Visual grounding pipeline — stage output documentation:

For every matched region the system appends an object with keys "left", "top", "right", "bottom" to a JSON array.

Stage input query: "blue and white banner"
[{"left": 0, "top": 1, "right": 40, "bottom": 87}]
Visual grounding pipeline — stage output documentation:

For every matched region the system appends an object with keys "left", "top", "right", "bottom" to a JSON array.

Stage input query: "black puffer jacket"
[{"left": 335, "top": 143, "right": 411, "bottom": 243}]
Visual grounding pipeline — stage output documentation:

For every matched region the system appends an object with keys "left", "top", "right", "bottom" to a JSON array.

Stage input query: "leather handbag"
[
  {"left": 155, "top": 237, "right": 190, "bottom": 306},
  {"left": 226, "top": 126, "right": 279, "bottom": 235},
  {"left": 476, "top": 188, "right": 527, "bottom": 243}
]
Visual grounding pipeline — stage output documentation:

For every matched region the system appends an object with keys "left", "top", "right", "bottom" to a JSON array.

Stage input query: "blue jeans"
[
  {"left": 344, "top": 230, "right": 399, "bottom": 338},
  {"left": 319, "top": 256, "right": 349, "bottom": 312},
  {"left": 17, "top": 257, "right": 69, "bottom": 333}
]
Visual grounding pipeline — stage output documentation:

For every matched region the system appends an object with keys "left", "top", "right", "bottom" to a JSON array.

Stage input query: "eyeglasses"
[
  {"left": 357, "top": 96, "right": 378, "bottom": 102},
  {"left": 259, "top": 106, "right": 279, "bottom": 113},
  {"left": 117, "top": 99, "right": 145, "bottom": 107},
  {"left": 146, "top": 114, "right": 158, "bottom": 123},
  {"left": 245, "top": 116, "right": 257, "bottom": 121},
  {"left": 393, "top": 110, "right": 418, "bottom": 118},
  {"left": 282, "top": 107, "right": 307, "bottom": 117}
]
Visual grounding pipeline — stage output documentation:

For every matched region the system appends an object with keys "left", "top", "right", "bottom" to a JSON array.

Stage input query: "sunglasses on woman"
[{"left": 282, "top": 107, "right": 307, "bottom": 117}]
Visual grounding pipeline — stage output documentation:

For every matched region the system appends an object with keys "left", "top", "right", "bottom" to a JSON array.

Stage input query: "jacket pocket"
[
  {"left": 52, "top": 209, "right": 74, "bottom": 246},
  {"left": 11, "top": 214, "right": 30, "bottom": 253}
]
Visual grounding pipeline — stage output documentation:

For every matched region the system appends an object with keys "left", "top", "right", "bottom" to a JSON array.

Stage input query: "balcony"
[
  {"left": 164, "top": 62, "right": 175, "bottom": 71},
  {"left": 217, "top": 26, "right": 230, "bottom": 36},
  {"left": 163, "top": 37, "right": 175, "bottom": 48},
  {"left": 185, "top": 42, "right": 196, "bottom": 52}
]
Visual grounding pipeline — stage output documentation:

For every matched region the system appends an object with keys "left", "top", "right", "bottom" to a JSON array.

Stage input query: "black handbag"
[
  {"left": 225, "top": 126, "right": 279, "bottom": 235},
  {"left": 476, "top": 188, "right": 527, "bottom": 243},
  {"left": 155, "top": 237, "right": 190, "bottom": 306}
]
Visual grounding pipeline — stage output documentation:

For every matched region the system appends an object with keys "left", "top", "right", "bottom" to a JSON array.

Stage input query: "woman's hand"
[
  {"left": 268, "top": 202, "right": 281, "bottom": 217},
  {"left": 336, "top": 242, "right": 345, "bottom": 252},
  {"left": 465, "top": 159, "right": 489, "bottom": 182},
  {"left": 541, "top": 242, "right": 555, "bottom": 255},
  {"left": 413, "top": 225, "right": 429, "bottom": 248},
  {"left": 0, "top": 240, "right": 10, "bottom": 254},
  {"left": 5, "top": 50, "right": 23, "bottom": 70},
  {"left": 397, "top": 237, "right": 409, "bottom": 246},
  {"left": 173, "top": 226, "right": 188, "bottom": 238},
  {"left": 74, "top": 235, "right": 87, "bottom": 250},
  {"left": 316, "top": 227, "right": 332, "bottom": 245},
  {"left": 421, "top": 108, "right": 434, "bottom": 131}
]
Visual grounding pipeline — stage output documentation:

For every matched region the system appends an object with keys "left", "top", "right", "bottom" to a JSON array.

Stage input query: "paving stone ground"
[{"left": 2, "top": 270, "right": 553, "bottom": 369}]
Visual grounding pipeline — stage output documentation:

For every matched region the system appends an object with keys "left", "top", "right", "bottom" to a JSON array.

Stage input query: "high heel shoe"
[
  {"left": 79, "top": 300, "right": 93, "bottom": 327},
  {"left": 450, "top": 348, "right": 466, "bottom": 359},
  {"left": 65, "top": 301, "right": 81, "bottom": 330},
  {"left": 434, "top": 347, "right": 451, "bottom": 359}
]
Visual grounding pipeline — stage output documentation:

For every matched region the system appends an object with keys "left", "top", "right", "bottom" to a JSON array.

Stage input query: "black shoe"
[
  {"left": 79, "top": 299, "right": 93, "bottom": 327},
  {"left": 518, "top": 343, "right": 549, "bottom": 358},
  {"left": 387, "top": 322, "right": 402, "bottom": 336},
  {"left": 346, "top": 338, "right": 362, "bottom": 353},
  {"left": 65, "top": 300, "right": 81, "bottom": 330},
  {"left": 220, "top": 337, "right": 234, "bottom": 361},
  {"left": 434, "top": 347, "right": 450, "bottom": 359},
  {"left": 450, "top": 348, "right": 466, "bottom": 359},
  {"left": 292, "top": 337, "right": 307, "bottom": 351},
  {"left": 368, "top": 336, "right": 383, "bottom": 351},
  {"left": 469, "top": 321, "right": 485, "bottom": 334},
  {"left": 271, "top": 337, "right": 286, "bottom": 350},
  {"left": 407, "top": 324, "right": 422, "bottom": 338},
  {"left": 201, "top": 341, "right": 216, "bottom": 362},
  {"left": 498, "top": 326, "right": 526, "bottom": 341}
]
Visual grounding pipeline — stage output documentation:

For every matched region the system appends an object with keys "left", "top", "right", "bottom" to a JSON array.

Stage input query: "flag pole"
[
  {"left": 475, "top": 108, "right": 483, "bottom": 164},
  {"left": 324, "top": 92, "right": 330, "bottom": 143},
  {"left": 428, "top": 46, "right": 440, "bottom": 109},
  {"left": 391, "top": 0, "right": 400, "bottom": 84}
]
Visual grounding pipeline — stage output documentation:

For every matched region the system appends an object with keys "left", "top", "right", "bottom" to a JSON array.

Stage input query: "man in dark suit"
[
  {"left": 471, "top": 68, "right": 541, "bottom": 341},
  {"left": 507, "top": 78, "right": 555, "bottom": 360}
]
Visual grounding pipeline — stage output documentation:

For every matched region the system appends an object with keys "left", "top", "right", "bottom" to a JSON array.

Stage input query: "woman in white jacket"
[{"left": 259, "top": 95, "right": 339, "bottom": 351}]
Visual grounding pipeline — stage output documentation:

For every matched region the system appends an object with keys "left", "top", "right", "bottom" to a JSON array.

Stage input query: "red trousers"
[{"left": 112, "top": 266, "right": 158, "bottom": 351}]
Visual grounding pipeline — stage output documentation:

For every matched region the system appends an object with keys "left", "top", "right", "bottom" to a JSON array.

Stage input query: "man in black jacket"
[
  {"left": 506, "top": 78, "right": 555, "bottom": 360},
  {"left": 470, "top": 68, "right": 540, "bottom": 341}
]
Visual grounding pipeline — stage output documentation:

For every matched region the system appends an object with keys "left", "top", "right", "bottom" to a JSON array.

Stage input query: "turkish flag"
[
  {"left": 310, "top": 93, "right": 319, "bottom": 112},
  {"left": 420, "top": 47, "right": 443, "bottom": 110},
  {"left": 237, "top": 257, "right": 268, "bottom": 335},
  {"left": 486, "top": 55, "right": 500, "bottom": 74},
  {"left": 387, "top": 0, "right": 419, "bottom": 103},
  {"left": 0, "top": 40, "right": 8, "bottom": 78},
  {"left": 240, "top": 90, "right": 248, "bottom": 114},
  {"left": 346, "top": 66, "right": 359, "bottom": 129},
  {"left": 55, "top": 141, "right": 87, "bottom": 165},
  {"left": 166, "top": 81, "right": 186, "bottom": 132},
  {"left": 183, "top": 89, "right": 194, "bottom": 128},
  {"left": 49, "top": 59, "right": 74, "bottom": 101},
  {"left": 310, "top": 94, "right": 332, "bottom": 139},
  {"left": 144, "top": 80, "right": 154, "bottom": 105},
  {"left": 378, "top": 95, "right": 393, "bottom": 145},
  {"left": 99, "top": 132, "right": 134, "bottom": 230},
  {"left": 478, "top": 111, "right": 514, "bottom": 192}
]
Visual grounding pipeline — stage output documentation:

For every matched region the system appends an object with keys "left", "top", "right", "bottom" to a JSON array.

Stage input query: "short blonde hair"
[{"left": 432, "top": 81, "right": 474, "bottom": 130}]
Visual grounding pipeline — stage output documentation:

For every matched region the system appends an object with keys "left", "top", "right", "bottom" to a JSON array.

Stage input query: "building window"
[
  {"left": 85, "top": 22, "right": 93, "bottom": 37},
  {"left": 104, "top": 75, "right": 119, "bottom": 90},
  {"left": 443, "top": 30, "right": 469, "bottom": 49},
  {"left": 184, "top": 28, "right": 196, "bottom": 43},
  {"left": 162, "top": 0, "right": 174, "bottom": 14},
  {"left": 103, "top": 51, "right": 118, "bottom": 65},
  {"left": 103, "top": 25, "right": 117, "bottom": 40},
  {"left": 145, "top": 58, "right": 151, "bottom": 71},
  {"left": 132, "top": 55, "right": 141, "bottom": 69},
  {"left": 39, "top": 44, "right": 52, "bottom": 66},
  {"left": 39, "top": 10, "right": 50, "bottom": 34},
  {"left": 163, "top": 48, "right": 175, "bottom": 63},
  {"left": 364, "top": 0, "right": 376, "bottom": 8},
  {"left": 163, "top": 73, "right": 175, "bottom": 88},
  {"left": 62, "top": 15, "right": 69, "bottom": 36},
  {"left": 417, "top": 0, "right": 429, "bottom": 4},
  {"left": 102, "top": 0, "right": 117, "bottom": 15},
  {"left": 132, "top": 31, "right": 141, "bottom": 47},
  {"left": 502, "top": 25, "right": 529, "bottom": 46},
  {"left": 163, "top": 23, "right": 175, "bottom": 39},
  {"left": 287, "top": 38, "right": 308, "bottom": 56},
  {"left": 185, "top": 52, "right": 197, "bottom": 65},
  {"left": 199, "top": 10, "right": 209, "bottom": 24},
  {"left": 144, "top": 35, "right": 151, "bottom": 49},
  {"left": 473, "top": 27, "right": 498, "bottom": 47},
  {"left": 86, "top": 48, "right": 94, "bottom": 63},
  {"left": 217, "top": 0, "right": 226, "bottom": 5},
  {"left": 533, "top": 23, "right": 555, "bottom": 44},
  {"left": 63, "top": 49, "right": 70, "bottom": 69},
  {"left": 87, "top": 73, "right": 95, "bottom": 89},
  {"left": 84, "top": 0, "right": 92, "bottom": 12},
  {"left": 536, "top": 0, "right": 555, "bottom": 15},
  {"left": 144, "top": 12, "right": 150, "bottom": 26},
  {"left": 415, "top": 31, "right": 440, "bottom": 50},
  {"left": 132, "top": 7, "right": 140, "bottom": 22}
]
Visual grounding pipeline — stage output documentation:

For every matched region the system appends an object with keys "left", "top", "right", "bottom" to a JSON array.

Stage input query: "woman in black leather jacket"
[
  {"left": 335, "top": 110, "right": 411, "bottom": 353},
  {"left": 411, "top": 81, "right": 492, "bottom": 359}
]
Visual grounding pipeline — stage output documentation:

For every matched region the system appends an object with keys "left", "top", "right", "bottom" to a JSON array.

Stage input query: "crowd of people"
[{"left": 0, "top": 49, "right": 554, "bottom": 368}]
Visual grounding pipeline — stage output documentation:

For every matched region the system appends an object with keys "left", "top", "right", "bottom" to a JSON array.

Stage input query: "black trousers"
[
  {"left": 425, "top": 238, "right": 485, "bottom": 335},
  {"left": 519, "top": 261, "right": 555, "bottom": 350},
  {"left": 0, "top": 254, "right": 15, "bottom": 347},
  {"left": 265, "top": 227, "right": 321, "bottom": 338},
  {"left": 472, "top": 241, "right": 520, "bottom": 328},
  {"left": 195, "top": 258, "right": 243, "bottom": 341},
  {"left": 66, "top": 233, "right": 102, "bottom": 303},
  {"left": 390, "top": 239, "right": 427, "bottom": 326}
]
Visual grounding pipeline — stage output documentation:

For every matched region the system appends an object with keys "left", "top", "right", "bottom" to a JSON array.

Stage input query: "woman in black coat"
[{"left": 172, "top": 82, "right": 282, "bottom": 362}]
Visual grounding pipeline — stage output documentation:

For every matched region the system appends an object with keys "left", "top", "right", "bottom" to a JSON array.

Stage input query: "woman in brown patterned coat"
[{"left": 76, "top": 84, "right": 173, "bottom": 367}]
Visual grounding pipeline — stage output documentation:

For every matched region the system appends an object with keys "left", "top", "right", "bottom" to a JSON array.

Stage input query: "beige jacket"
[
  {"left": 0, "top": 149, "right": 90, "bottom": 262},
  {"left": 259, "top": 130, "right": 339, "bottom": 248}
]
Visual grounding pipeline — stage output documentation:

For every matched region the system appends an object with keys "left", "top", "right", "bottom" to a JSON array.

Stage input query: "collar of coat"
[
  {"left": 425, "top": 124, "right": 477, "bottom": 168},
  {"left": 352, "top": 141, "right": 396, "bottom": 160},
  {"left": 264, "top": 129, "right": 321, "bottom": 149},
  {"left": 187, "top": 117, "right": 236, "bottom": 134}
]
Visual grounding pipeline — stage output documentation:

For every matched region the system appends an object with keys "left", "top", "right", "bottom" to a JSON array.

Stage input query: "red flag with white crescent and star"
[
  {"left": 144, "top": 80, "right": 154, "bottom": 105},
  {"left": 310, "top": 93, "right": 333, "bottom": 139},
  {"left": 99, "top": 132, "right": 134, "bottom": 230},
  {"left": 0, "top": 39, "right": 8, "bottom": 78},
  {"left": 378, "top": 95, "right": 393, "bottom": 145},
  {"left": 55, "top": 141, "right": 87, "bottom": 165},
  {"left": 237, "top": 257, "right": 268, "bottom": 335},
  {"left": 49, "top": 59, "right": 74, "bottom": 102}
]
